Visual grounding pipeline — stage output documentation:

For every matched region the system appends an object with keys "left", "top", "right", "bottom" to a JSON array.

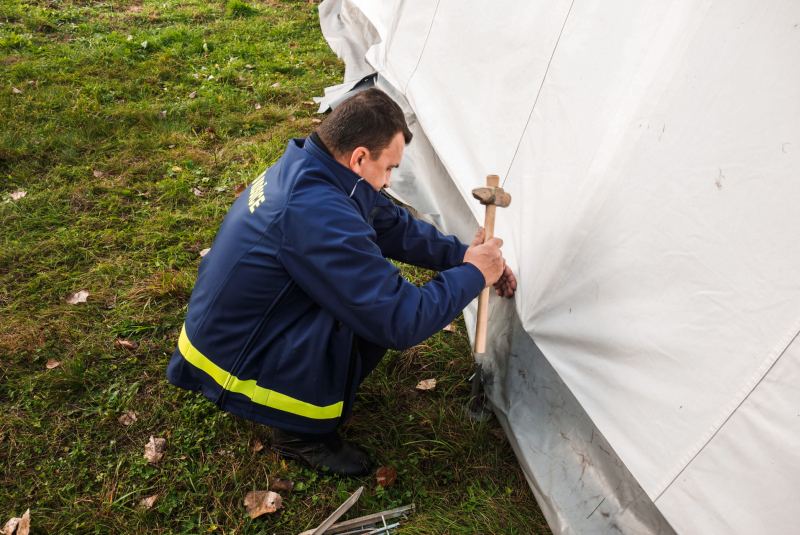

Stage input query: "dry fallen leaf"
[
  {"left": 311, "top": 118, "right": 321, "bottom": 124},
  {"left": 93, "top": 170, "right": 104, "bottom": 178},
  {"left": 9, "top": 190, "right": 27, "bottom": 201},
  {"left": 376, "top": 466, "right": 397, "bottom": 487},
  {"left": 168, "top": 144, "right": 176, "bottom": 149},
  {"left": 11, "top": 87, "right": 22, "bottom": 94},
  {"left": 139, "top": 495, "right": 157, "bottom": 509},
  {"left": 442, "top": 323, "right": 457, "bottom": 332},
  {"left": 269, "top": 478, "right": 294, "bottom": 492},
  {"left": 244, "top": 491, "right": 282, "bottom": 519},
  {"left": 27, "top": 80, "right": 37, "bottom": 89},
  {"left": 269, "top": 82, "right": 280, "bottom": 89},
  {"left": 157, "top": 110, "right": 167, "bottom": 119},
  {"left": 172, "top": 166, "right": 182, "bottom": 172},
  {"left": 45, "top": 359, "right": 60, "bottom": 370},
  {"left": 234, "top": 184, "right": 247, "bottom": 198},
  {"left": 144, "top": 436, "right": 166, "bottom": 464},
  {"left": 17, "top": 510, "right": 29, "bottom": 535},
  {"left": 1, "top": 509, "right": 30, "bottom": 535},
  {"left": 416, "top": 378, "right": 437, "bottom": 391},
  {"left": 65, "top": 290, "right": 89, "bottom": 305},
  {"left": 245, "top": 64, "right": 255, "bottom": 69},
  {"left": 1, "top": 517, "right": 19, "bottom": 534},
  {"left": 118, "top": 410, "right": 137, "bottom": 427},
  {"left": 189, "top": 91, "right": 197, "bottom": 99},
  {"left": 199, "top": 248, "right": 211, "bottom": 257},
  {"left": 192, "top": 187, "right": 203, "bottom": 197},
  {"left": 286, "top": 115, "right": 296, "bottom": 121},
  {"left": 254, "top": 103, "right": 261, "bottom": 110},
  {"left": 114, "top": 338, "right": 139, "bottom": 350},
  {"left": 251, "top": 439, "right": 264, "bottom": 453}
]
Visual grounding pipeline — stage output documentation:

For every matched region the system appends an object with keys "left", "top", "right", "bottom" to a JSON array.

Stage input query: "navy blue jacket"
[{"left": 167, "top": 137, "right": 485, "bottom": 433}]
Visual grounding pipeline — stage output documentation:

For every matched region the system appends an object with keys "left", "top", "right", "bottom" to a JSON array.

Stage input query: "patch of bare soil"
[{"left": 0, "top": 56, "right": 23, "bottom": 66}]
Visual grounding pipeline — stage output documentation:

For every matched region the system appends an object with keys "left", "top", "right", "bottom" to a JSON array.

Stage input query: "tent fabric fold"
[{"left": 318, "top": 1, "right": 800, "bottom": 533}]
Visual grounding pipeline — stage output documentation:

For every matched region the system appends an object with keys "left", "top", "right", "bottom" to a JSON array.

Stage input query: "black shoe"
[{"left": 270, "top": 428, "right": 372, "bottom": 477}]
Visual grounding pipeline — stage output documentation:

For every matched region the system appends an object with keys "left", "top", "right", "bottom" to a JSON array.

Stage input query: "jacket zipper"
[
  {"left": 338, "top": 199, "right": 380, "bottom": 424},
  {"left": 215, "top": 281, "right": 297, "bottom": 408},
  {"left": 338, "top": 332, "right": 358, "bottom": 426}
]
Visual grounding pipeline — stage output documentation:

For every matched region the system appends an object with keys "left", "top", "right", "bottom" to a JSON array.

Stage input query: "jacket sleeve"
[
  {"left": 371, "top": 199, "right": 469, "bottom": 272},
  {"left": 278, "top": 185, "right": 485, "bottom": 350}
]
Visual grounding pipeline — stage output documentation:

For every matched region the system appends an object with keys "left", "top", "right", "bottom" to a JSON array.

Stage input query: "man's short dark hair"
[{"left": 316, "top": 88, "right": 413, "bottom": 159}]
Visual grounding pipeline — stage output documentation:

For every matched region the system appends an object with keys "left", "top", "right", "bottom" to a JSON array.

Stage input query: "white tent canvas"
[{"left": 317, "top": 1, "right": 800, "bottom": 533}]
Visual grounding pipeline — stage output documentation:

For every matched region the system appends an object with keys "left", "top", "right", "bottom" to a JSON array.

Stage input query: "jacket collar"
[{"left": 300, "top": 137, "right": 380, "bottom": 221}]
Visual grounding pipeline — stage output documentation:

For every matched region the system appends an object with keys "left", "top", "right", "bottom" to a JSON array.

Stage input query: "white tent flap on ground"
[{"left": 316, "top": 1, "right": 800, "bottom": 533}]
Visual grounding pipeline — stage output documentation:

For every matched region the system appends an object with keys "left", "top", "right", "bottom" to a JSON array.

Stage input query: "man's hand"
[
  {"left": 463, "top": 227, "right": 506, "bottom": 289},
  {"left": 492, "top": 264, "right": 516, "bottom": 298}
]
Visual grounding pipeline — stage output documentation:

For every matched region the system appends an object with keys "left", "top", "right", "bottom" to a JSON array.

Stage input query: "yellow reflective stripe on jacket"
[{"left": 178, "top": 326, "right": 343, "bottom": 420}]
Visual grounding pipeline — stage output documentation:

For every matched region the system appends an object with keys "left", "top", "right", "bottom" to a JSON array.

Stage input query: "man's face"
[{"left": 348, "top": 132, "right": 405, "bottom": 191}]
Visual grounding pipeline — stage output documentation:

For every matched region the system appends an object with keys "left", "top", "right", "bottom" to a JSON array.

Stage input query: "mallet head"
[{"left": 471, "top": 186, "right": 512, "bottom": 208}]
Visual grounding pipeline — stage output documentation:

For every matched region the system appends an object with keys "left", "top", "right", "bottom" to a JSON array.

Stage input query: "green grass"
[{"left": 0, "top": 0, "right": 550, "bottom": 533}]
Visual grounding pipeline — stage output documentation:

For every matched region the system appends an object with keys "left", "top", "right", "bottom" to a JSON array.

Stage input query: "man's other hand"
[
  {"left": 463, "top": 227, "right": 506, "bottom": 289},
  {"left": 492, "top": 264, "right": 516, "bottom": 298}
]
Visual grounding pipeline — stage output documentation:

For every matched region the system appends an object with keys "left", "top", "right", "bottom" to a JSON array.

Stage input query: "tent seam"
[
  {"left": 652, "top": 317, "right": 800, "bottom": 501},
  {"left": 501, "top": 0, "right": 577, "bottom": 188},
  {"left": 403, "top": 0, "right": 441, "bottom": 94}
]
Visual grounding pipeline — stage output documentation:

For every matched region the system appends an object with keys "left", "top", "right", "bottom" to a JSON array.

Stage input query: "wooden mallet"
[
  {"left": 466, "top": 174, "right": 511, "bottom": 420},
  {"left": 472, "top": 174, "right": 512, "bottom": 354}
]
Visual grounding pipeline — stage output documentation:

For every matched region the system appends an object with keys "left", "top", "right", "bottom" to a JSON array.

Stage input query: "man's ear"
[{"left": 348, "top": 147, "right": 370, "bottom": 174}]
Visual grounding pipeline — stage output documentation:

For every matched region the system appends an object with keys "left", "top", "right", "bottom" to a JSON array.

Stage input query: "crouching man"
[{"left": 167, "top": 88, "right": 516, "bottom": 477}]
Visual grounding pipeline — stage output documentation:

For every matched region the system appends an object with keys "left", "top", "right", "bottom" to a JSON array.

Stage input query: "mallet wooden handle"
[{"left": 474, "top": 174, "right": 499, "bottom": 354}]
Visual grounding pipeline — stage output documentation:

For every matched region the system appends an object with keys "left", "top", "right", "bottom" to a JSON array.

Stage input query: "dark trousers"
[
  {"left": 356, "top": 335, "right": 388, "bottom": 385},
  {"left": 277, "top": 336, "right": 387, "bottom": 439}
]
